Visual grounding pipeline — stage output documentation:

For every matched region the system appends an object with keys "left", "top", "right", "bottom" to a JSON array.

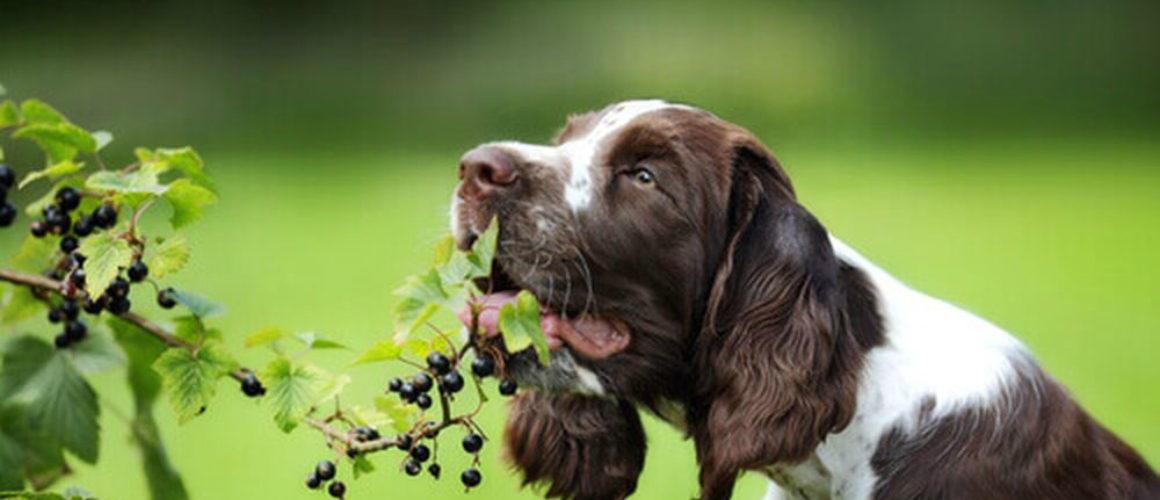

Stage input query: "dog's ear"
[
  {"left": 503, "top": 392, "right": 646, "bottom": 500},
  {"left": 689, "top": 132, "right": 861, "bottom": 500}
]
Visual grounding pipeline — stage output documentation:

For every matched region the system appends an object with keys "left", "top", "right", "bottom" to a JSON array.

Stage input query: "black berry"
[
  {"left": 59, "top": 236, "right": 78, "bottom": 254},
  {"left": 0, "top": 164, "right": 14, "bottom": 189},
  {"left": 387, "top": 377, "right": 403, "bottom": 393},
  {"left": 404, "top": 459, "right": 422, "bottom": 476},
  {"left": 0, "top": 201, "right": 16, "bottom": 227},
  {"left": 48, "top": 308, "right": 62, "bottom": 323},
  {"left": 471, "top": 355, "right": 495, "bottom": 377},
  {"left": 412, "top": 372, "right": 433, "bottom": 393},
  {"left": 426, "top": 351, "right": 451, "bottom": 374},
  {"left": 92, "top": 203, "right": 117, "bottom": 229},
  {"left": 54, "top": 333, "right": 70, "bottom": 349},
  {"left": 60, "top": 300, "right": 79, "bottom": 320},
  {"left": 415, "top": 393, "right": 433, "bottom": 409},
  {"left": 327, "top": 480, "right": 345, "bottom": 498},
  {"left": 461, "top": 468, "right": 482, "bottom": 488},
  {"left": 30, "top": 221, "right": 48, "bottom": 238},
  {"left": 305, "top": 472, "right": 321, "bottom": 489},
  {"left": 83, "top": 296, "right": 104, "bottom": 314},
  {"left": 157, "top": 288, "right": 177, "bottom": 309},
  {"left": 72, "top": 215, "right": 93, "bottom": 237},
  {"left": 241, "top": 372, "right": 266, "bottom": 397},
  {"left": 396, "top": 434, "right": 413, "bottom": 451},
  {"left": 398, "top": 382, "right": 417, "bottom": 402},
  {"left": 107, "top": 277, "right": 130, "bottom": 298},
  {"left": 411, "top": 443, "right": 430, "bottom": 462},
  {"left": 354, "top": 426, "right": 379, "bottom": 441},
  {"left": 106, "top": 295, "right": 131, "bottom": 314},
  {"left": 441, "top": 371, "right": 464, "bottom": 393},
  {"left": 462, "top": 433, "right": 483, "bottom": 453},
  {"left": 127, "top": 260, "right": 148, "bottom": 282},
  {"left": 499, "top": 378, "right": 518, "bottom": 396},
  {"left": 55, "top": 187, "right": 81, "bottom": 212},
  {"left": 427, "top": 463, "right": 441, "bottom": 479},
  {"left": 44, "top": 207, "right": 70, "bottom": 234},
  {"left": 64, "top": 321, "right": 87, "bottom": 342},
  {"left": 70, "top": 269, "right": 86, "bottom": 287},
  {"left": 70, "top": 253, "right": 86, "bottom": 267},
  {"left": 315, "top": 460, "right": 336, "bottom": 481}
]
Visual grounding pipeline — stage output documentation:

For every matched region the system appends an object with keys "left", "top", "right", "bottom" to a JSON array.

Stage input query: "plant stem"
[{"left": 0, "top": 267, "right": 248, "bottom": 383}]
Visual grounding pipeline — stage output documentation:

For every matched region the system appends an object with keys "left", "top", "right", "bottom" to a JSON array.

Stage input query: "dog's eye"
[{"left": 628, "top": 168, "right": 656, "bottom": 186}]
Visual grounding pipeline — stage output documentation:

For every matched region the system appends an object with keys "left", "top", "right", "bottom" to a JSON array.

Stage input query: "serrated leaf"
[
  {"left": 163, "top": 179, "right": 215, "bottom": 229},
  {"left": 403, "top": 339, "right": 430, "bottom": 358},
  {"left": 0, "top": 423, "right": 25, "bottom": 490},
  {"left": 10, "top": 236, "right": 58, "bottom": 273},
  {"left": 152, "top": 342, "right": 237, "bottom": 424},
  {"left": 433, "top": 236, "right": 454, "bottom": 266},
  {"left": 19, "top": 100, "right": 63, "bottom": 125},
  {"left": 244, "top": 325, "right": 287, "bottom": 350},
  {"left": 0, "top": 100, "right": 18, "bottom": 128},
  {"left": 352, "top": 455, "right": 375, "bottom": 479},
  {"left": 349, "top": 340, "right": 403, "bottom": 367},
  {"left": 262, "top": 358, "right": 342, "bottom": 433},
  {"left": 374, "top": 396, "right": 417, "bottom": 433},
  {"left": 0, "top": 337, "right": 100, "bottom": 464},
  {"left": 171, "top": 315, "right": 221, "bottom": 345},
  {"left": 91, "top": 131, "right": 113, "bottom": 151},
  {"left": 2, "top": 286, "right": 44, "bottom": 324},
  {"left": 79, "top": 232, "right": 134, "bottom": 298},
  {"left": 167, "top": 288, "right": 225, "bottom": 318},
  {"left": 466, "top": 216, "right": 499, "bottom": 279},
  {"left": 17, "top": 160, "right": 83, "bottom": 190},
  {"left": 146, "top": 234, "right": 190, "bottom": 278},
  {"left": 85, "top": 169, "right": 166, "bottom": 196},
  {"left": 69, "top": 329, "right": 126, "bottom": 374},
  {"left": 12, "top": 123, "right": 96, "bottom": 155},
  {"left": 497, "top": 290, "right": 550, "bottom": 365},
  {"left": 294, "top": 331, "right": 345, "bottom": 350},
  {"left": 392, "top": 268, "right": 461, "bottom": 342}
]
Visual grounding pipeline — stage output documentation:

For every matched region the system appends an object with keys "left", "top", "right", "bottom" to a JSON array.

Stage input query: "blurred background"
[{"left": 1, "top": 0, "right": 1158, "bottom": 498}]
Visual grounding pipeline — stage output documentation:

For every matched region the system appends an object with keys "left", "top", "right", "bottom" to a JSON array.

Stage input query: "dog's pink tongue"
[{"left": 456, "top": 292, "right": 629, "bottom": 360}]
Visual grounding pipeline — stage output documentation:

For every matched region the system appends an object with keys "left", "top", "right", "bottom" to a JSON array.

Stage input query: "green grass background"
[{"left": 1, "top": 0, "right": 1158, "bottom": 498}]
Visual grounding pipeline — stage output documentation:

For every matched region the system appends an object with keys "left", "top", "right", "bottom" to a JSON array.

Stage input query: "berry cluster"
[
  {"left": 305, "top": 460, "right": 345, "bottom": 498},
  {"left": 0, "top": 164, "right": 18, "bottom": 227}
]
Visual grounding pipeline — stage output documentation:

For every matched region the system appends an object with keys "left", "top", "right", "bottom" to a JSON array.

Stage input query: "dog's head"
[{"left": 451, "top": 100, "right": 872, "bottom": 499}]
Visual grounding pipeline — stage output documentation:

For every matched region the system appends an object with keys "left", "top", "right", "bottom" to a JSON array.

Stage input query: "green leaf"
[
  {"left": 19, "top": 100, "right": 63, "bottom": 125},
  {"left": 79, "top": 232, "right": 134, "bottom": 298},
  {"left": 392, "top": 268, "right": 461, "bottom": 342},
  {"left": 167, "top": 288, "right": 225, "bottom": 318},
  {"left": 466, "top": 216, "right": 499, "bottom": 279},
  {"left": 152, "top": 342, "right": 237, "bottom": 424},
  {"left": 497, "top": 290, "right": 550, "bottom": 365},
  {"left": 243, "top": 325, "right": 287, "bottom": 350},
  {"left": 0, "top": 421, "right": 26, "bottom": 490},
  {"left": 349, "top": 340, "right": 402, "bottom": 367},
  {"left": 69, "top": 329, "right": 126, "bottom": 374},
  {"left": 145, "top": 235, "right": 190, "bottom": 278},
  {"left": 91, "top": 131, "right": 113, "bottom": 151},
  {"left": 16, "top": 160, "right": 83, "bottom": 190},
  {"left": 0, "top": 100, "right": 18, "bottom": 128},
  {"left": 171, "top": 315, "right": 221, "bottom": 345},
  {"left": 12, "top": 123, "right": 96, "bottom": 155},
  {"left": 10, "top": 236, "right": 58, "bottom": 273},
  {"left": 85, "top": 169, "right": 166, "bottom": 195},
  {"left": 163, "top": 179, "right": 216, "bottom": 229},
  {"left": 373, "top": 396, "right": 417, "bottom": 433},
  {"left": 262, "top": 358, "right": 345, "bottom": 433},
  {"left": 2, "top": 286, "right": 44, "bottom": 324},
  {"left": 352, "top": 455, "right": 375, "bottom": 479},
  {"left": 0, "top": 337, "right": 100, "bottom": 463},
  {"left": 293, "top": 331, "right": 345, "bottom": 350}
]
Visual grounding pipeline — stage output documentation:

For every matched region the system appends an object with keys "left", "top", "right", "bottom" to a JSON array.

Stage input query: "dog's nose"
[{"left": 459, "top": 146, "right": 519, "bottom": 200}]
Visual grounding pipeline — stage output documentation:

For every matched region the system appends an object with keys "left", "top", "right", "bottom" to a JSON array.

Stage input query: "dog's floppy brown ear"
[
  {"left": 689, "top": 134, "right": 862, "bottom": 500},
  {"left": 503, "top": 392, "right": 646, "bottom": 500}
]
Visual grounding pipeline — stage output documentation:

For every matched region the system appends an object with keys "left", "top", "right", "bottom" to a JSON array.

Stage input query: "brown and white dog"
[{"left": 449, "top": 100, "right": 1159, "bottom": 500}]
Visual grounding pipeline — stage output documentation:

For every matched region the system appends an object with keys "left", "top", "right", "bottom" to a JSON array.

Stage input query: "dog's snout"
[{"left": 459, "top": 146, "right": 519, "bottom": 200}]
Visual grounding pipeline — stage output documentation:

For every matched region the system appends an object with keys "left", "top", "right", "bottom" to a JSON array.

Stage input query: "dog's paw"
[{"left": 503, "top": 392, "right": 646, "bottom": 500}]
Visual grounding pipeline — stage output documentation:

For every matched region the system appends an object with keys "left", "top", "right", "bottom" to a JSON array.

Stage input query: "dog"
[{"left": 449, "top": 100, "right": 1159, "bottom": 500}]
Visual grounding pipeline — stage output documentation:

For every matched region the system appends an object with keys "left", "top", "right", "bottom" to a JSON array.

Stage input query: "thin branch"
[{"left": 0, "top": 267, "right": 248, "bottom": 383}]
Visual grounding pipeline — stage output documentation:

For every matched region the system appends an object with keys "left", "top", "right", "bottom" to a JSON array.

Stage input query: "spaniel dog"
[{"left": 449, "top": 100, "right": 1159, "bottom": 500}]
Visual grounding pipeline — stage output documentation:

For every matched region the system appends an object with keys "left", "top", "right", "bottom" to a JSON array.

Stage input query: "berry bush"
[{"left": 0, "top": 87, "right": 550, "bottom": 499}]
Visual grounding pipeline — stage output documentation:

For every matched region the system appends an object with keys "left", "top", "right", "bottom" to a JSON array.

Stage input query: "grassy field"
[{"left": 5, "top": 137, "right": 1157, "bottom": 499}]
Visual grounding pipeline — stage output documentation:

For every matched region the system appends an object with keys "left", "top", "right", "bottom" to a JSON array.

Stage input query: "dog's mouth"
[{"left": 457, "top": 260, "right": 630, "bottom": 360}]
